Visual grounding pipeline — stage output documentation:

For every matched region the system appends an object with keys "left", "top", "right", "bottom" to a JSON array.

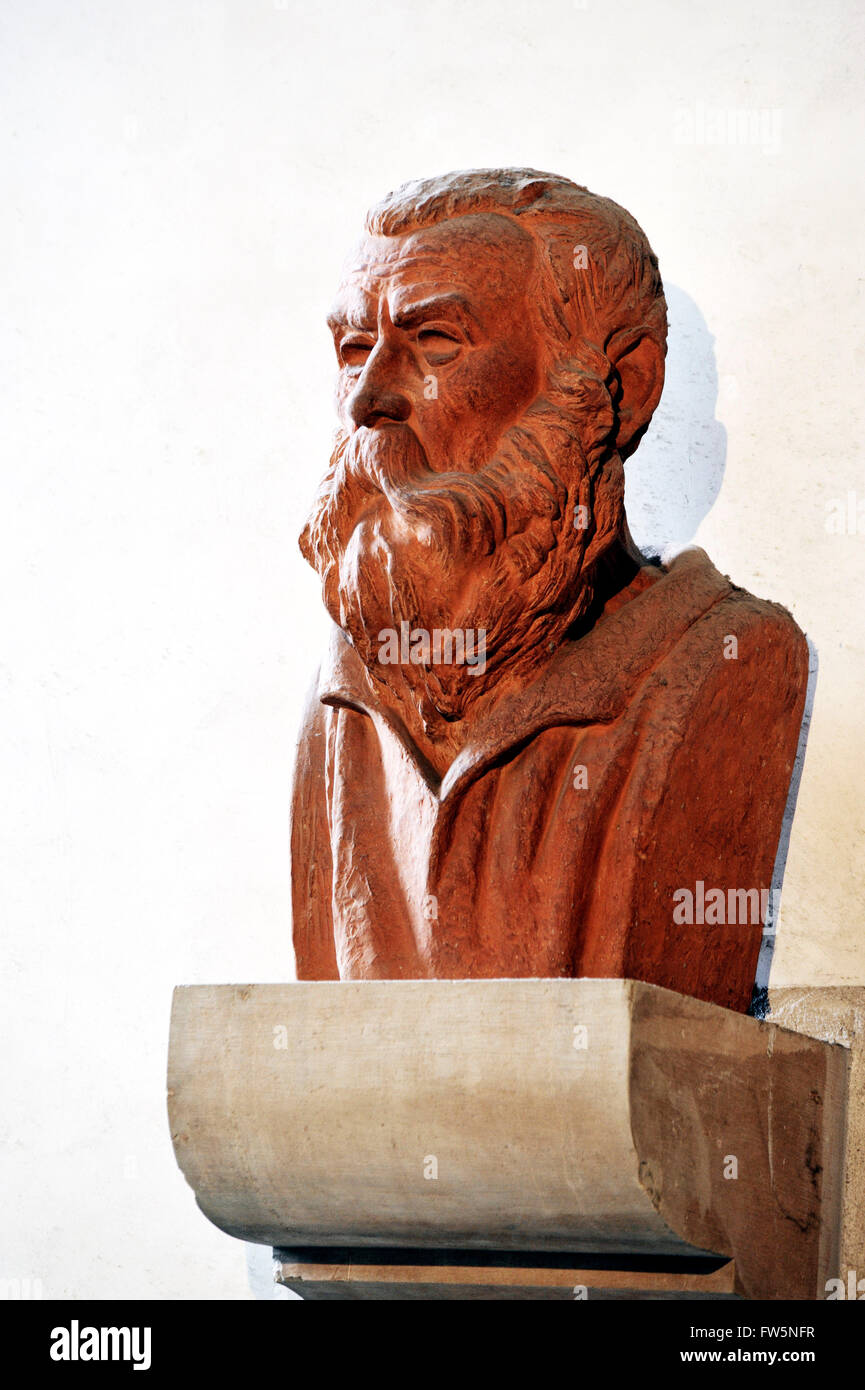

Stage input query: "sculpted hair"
[{"left": 365, "top": 167, "right": 667, "bottom": 457}]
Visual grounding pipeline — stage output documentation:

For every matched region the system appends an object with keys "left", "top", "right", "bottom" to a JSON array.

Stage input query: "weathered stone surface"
[
  {"left": 167, "top": 978, "right": 846, "bottom": 1300},
  {"left": 274, "top": 1255, "right": 740, "bottom": 1302},
  {"left": 770, "top": 986, "right": 865, "bottom": 1294},
  {"left": 292, "top": 169, "right": 808, "bottom": 1009}
]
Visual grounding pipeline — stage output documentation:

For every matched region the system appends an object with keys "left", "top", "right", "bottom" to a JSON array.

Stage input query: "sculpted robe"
[{"left": 290, "top": 547, "right": 808, "bottom": 1012}]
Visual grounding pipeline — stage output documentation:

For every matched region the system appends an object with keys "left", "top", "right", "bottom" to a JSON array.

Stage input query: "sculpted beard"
[{"left": 299, "top": 359, "right": 623, "bottom": 723}]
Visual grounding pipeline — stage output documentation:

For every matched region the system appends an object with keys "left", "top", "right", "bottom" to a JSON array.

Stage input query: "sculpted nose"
[
  {"left": 347, "top": 383, "right": 412, "bottom": 428},
  {"left": 346, "top": 345, "right": 413, "bottom": 429}
]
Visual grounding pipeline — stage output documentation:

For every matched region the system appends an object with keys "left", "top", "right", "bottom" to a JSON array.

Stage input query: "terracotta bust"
[{"left": 290, "top": 168, "right": 807, "bottom": 1012}]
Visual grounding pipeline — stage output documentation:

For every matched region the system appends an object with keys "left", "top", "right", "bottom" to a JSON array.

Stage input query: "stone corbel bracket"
[{"left": 167, "top": 979, "right": 850, "bottom": 1300}]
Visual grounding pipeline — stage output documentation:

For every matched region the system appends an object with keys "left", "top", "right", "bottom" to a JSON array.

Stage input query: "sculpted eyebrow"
[
  {"left": 327, "top": 294, "right": 479, "bottom": 335},
  {"left": 326, "top": 308, "right": 375, "bottom": 333},
  {"left": 392, "top": 295, "right": 478, "bottom": 330}
]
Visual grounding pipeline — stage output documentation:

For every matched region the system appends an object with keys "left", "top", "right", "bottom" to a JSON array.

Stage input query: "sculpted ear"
[{"left": 605, "top": 327, "right": 665, "bottom": 458}]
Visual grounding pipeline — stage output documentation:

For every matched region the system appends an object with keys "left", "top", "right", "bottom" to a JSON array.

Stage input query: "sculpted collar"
[{"left": 317, "top": 546, "right": 733, "bottom": 804}]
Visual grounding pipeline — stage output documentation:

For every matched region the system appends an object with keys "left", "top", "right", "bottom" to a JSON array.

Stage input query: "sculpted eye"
[
  {"left": 340, "top": 338, "right": 374, "bottom": 368},
  {"left": 416, "top": 327, "right": 462, "bottom": 363}
]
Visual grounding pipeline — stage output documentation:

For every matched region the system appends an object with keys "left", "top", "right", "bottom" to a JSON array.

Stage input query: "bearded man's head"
[{"left": 300, "top": 168, "right": 667, "bottom": 727}]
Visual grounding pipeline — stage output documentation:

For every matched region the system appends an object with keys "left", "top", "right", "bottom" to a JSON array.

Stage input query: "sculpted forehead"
[{"left": 333, "top": 213, "right": 536, "bottom": 327}]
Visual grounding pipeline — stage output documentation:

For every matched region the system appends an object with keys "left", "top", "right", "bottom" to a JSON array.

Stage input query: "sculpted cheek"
[
  {"left": 458, "top": 341, "right": 538, "bottom": 424},
  {"left": 499, "top": 337, "right": 541, "bottom": 410}
]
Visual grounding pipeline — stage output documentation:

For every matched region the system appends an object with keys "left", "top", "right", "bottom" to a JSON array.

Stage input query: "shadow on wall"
[
  {"left": 625, "top": 284, "right": 727, "bottom": 558},
  {"left": 758, "top": 638, "right": 819, "bottom": 1017},
  {"left": 624, "top": 284, "right": 817, "bottom": 1014}
]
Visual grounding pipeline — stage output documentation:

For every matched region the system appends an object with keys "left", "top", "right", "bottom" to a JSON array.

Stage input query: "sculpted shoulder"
[{"left": 660, "top": 565, "right": 809, "bottom": 714}]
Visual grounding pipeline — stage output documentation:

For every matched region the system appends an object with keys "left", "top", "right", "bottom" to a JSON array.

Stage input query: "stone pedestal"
[
  {"left": 167, "top": 979, "right": 856, "bottom": 1300},
  {"left": 769, "top": 988, "right": 865, "bottom": 1298}
]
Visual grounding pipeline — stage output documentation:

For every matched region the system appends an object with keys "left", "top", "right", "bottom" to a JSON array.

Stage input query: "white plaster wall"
[{"left": 1, "top": 0, "right": 862, "bottom": 1300}]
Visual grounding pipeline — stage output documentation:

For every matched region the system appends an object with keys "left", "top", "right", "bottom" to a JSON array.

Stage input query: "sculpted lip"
[{"left": 358, "top": 418, "right": 426, "bottom": 457}]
